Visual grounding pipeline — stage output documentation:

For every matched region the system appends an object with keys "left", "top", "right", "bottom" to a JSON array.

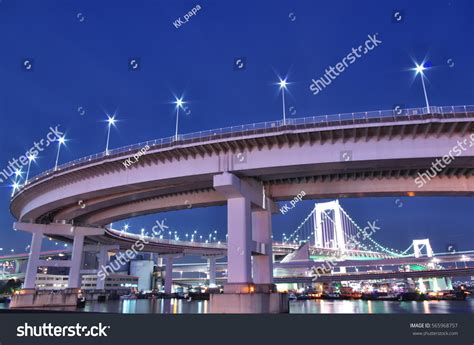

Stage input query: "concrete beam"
[
  {"left": 14, "top": 222, "right": 105, "bottom": 236},
  {"left": 213, "top": 172, "right": 264, "bottom": 209},
  {"left": 37, "top": 260, "right": 72, "bottom": 268}
]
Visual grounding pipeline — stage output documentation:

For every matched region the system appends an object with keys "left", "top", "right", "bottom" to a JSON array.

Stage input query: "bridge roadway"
[
  {"left": 0, "top": 243, "right": 295, "bottom": 263},
  {"left": 157, "top": 251, "right": 474, "bottom": 273},
  {"left": 0, "top": 249, "right": 72, "bottom": 261},
  {"left": 275, "top": 267, "right": 474, "bottom": 284},
  {"left": 275, "top": 252, "right": 474, "bottom": 268}
]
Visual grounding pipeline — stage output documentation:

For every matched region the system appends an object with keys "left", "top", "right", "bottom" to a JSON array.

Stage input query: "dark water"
[
  {"left": 1, "top": 297, "right": 473, "bottom": 314},
  {"left": 289, "top": 298, "right": 474, "bottom": 314}
]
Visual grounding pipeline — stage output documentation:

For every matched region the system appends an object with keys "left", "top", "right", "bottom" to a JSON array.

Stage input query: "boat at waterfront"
[{"left": 427, "top": 290, "right": 467, "bottom": 301}]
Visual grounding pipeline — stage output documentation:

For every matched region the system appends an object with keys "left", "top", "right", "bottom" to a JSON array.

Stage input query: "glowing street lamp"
[
  {"left": 173, "top": 97, "right": 185, "bottom": 141},
  {"left": 14, "top": 169, "right": 22, "bottom": 181},
  {"left": 11, "top": 169, "right": 22, "bottom": 196},
  {"left": 54, "top": 136, "right": 66, "bottom": 171},
  {"left": 277, "top": 77, "right": 289, "bottom": 124},
  {"left": 11, "top": 181, "right": 20, "bottom": 197},
  {"left": 105, "top": 115, "right": 117, "bottom": 155},
  {"left": 122, "top": 224, "right": 129, "bottom": 233},
  {"left": 24, "top": 154, "right": 36, "bottom": 185},
  {"left": 413, "top": 62, "right": 431, "bottom": 111}
]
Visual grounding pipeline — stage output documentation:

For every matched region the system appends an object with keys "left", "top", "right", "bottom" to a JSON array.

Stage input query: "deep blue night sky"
[{"left": 0, "top": 0, "right": 472, "bottom": 255}]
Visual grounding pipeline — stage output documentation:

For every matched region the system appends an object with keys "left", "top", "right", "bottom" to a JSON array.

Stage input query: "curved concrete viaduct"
[
  {"left": 9, "top": 106, "right": 474, "bottom": 309},
  {"left": 11, "top": 109, "right": 474, "bottom": 226}
]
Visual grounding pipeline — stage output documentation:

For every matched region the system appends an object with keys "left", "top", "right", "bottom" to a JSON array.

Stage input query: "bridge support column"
[
  {"left": 11, "top": 223, "right": 105, "bottom": 308},
  {"left": 252, "top": 208, "right": 274, "bottom": 288},
  {"left": 154, "top": 255, "right": 164, "bottom": 290},
  {"left": 211, "top": 173, "right": 288, "bottom": 313},
  {"left": 68, "top": 233, "right": 85, "bottom": 288},
  {"left": 164, "top": 256, "right": 173, "bottom": 295},
  {"left": 96, "top": 247, "right": 108, "bottom": 290},
  {"left": 208, "top": 256, "right": 217, "bottom": 287},
  {"left": 94, "top": 245, "right": 118, "bottom": 290},
  {"left": 23, "top": 231, "right": 43, "bottom": 289},
  {"left": 226, "top": 196, "right": 253, "bottom": 289}
]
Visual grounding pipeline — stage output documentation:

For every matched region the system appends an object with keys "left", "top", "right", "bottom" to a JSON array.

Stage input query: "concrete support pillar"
[
  {"left": 96, "top": 247, "right": 109, "bottom": 290},
  {"left": 213, "top": 173, "right": 282, "bottom": 300},
  {"left": 154, "top": 255, "right": 164, "bottom": 290},
  {"left": 252, "top": 208, "right": 273, "bottom": 285},
  {"left": 24, "top": 232, "right": 43, "bottom": 289},
  {"left": 156, "top": 256, "right": 164, "bottom": 268},
  {"left": 208, "top": 257, "right": 217, "bottom": 286},
  {"left": 68, "top": 233, "right": 85, "bottom": 288},
  {"left": 164, "top": 256, "right": 173, "bottom": 294},
  {"left": 227, "top": 197, "right": 252, "bottom": 284}
]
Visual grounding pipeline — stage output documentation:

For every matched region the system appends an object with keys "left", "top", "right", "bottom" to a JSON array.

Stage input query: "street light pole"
[
  {"left": 420, "top": 72, "right": 430, "bottom": 111},
  {"left": 414, "top": 63, "right": 431, "bottom": 112},
  {"left": 105, "top": 115, "right": 116, "bottom": 155},
  {"left": 174, "top": 97, "right": 185, "bottom": 141},
  {"left": 278, "top": 78, "right": 288, "bottom": 124},
  {"left": 175, "top": 106, "right": 180, "bottom": 141},
  {"left": 281, "top": 86, "right": 286, "bottom": 124},
  {"left": 54, "top": 136, "right": 66, "bottom": 171},
  {"left": 25, "top": 154, "right": 36, "bottom": 185}
]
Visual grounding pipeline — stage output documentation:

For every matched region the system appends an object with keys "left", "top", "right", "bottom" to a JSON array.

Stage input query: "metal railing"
[
  {"left": 107, "top": 228, "right": 227, "bottom": 250},
  {"left": 13, "top": 105, "right": 474, "bottom": 197}
]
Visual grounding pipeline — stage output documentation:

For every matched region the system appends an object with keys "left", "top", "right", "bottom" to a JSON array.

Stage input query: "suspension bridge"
[{"left": 281, "top": 200, "right": 416, "bottom": 261}]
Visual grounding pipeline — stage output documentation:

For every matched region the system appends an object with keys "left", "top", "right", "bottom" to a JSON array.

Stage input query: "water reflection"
[
  {"left": 84, "top": 298, "right": 210, "bottom": 314},
  {"left": 1, "top": 297, "right": 473, "bottom": 314},
  {"left": 290, "top": 298, "right": 474, "bottom": 314}
]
